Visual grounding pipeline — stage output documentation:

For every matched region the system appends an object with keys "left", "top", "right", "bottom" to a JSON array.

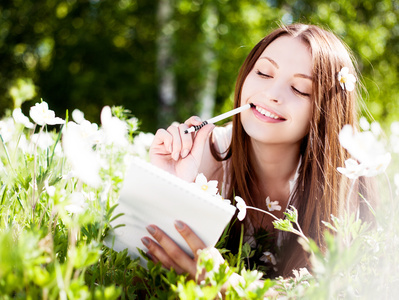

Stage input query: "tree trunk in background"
[
  {"left": 199, "top": 4, "right": 218, "bottom": 121},
  {"left": 156, "top": 0, "right": 176, "bottom": 127}
]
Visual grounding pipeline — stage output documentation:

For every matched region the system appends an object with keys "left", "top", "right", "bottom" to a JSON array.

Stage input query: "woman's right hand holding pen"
[{"left": 149, "top": 116, "right": 215, "bottom": 182}]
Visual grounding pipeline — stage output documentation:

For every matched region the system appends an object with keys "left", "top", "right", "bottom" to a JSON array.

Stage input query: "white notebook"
[{"left": 106, "top": 157, "right": 236, "bottom": 266}]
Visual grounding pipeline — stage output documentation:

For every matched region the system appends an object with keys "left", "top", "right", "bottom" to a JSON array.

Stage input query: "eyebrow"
[{"left": 259, "top": 56, "right": 313, "bottom": 80}]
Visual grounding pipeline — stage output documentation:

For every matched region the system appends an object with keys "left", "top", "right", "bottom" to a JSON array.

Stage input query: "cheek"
[
  {"left": 240, "top": 74, "right": 262, "bottom": 104},
  {"left": 295, "top": 103, "right": 312, "bottom": 135}
]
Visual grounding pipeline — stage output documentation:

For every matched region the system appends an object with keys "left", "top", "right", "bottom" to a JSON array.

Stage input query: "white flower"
[
  {"left": 130, "top": 132, "right": 155, "bottom": 159},
  {"left": 391, "top": 121, "right": 399, "bottom": 135},
  {"left": 214, "top": 194, "right": 233, "bottom": 205},
  {"left": 338, "top": 67, "right": 356, "bottom": 91},
  {"left": 29, "top": 101, "right": 65, "bottom": 126},
  {"left": 76, "top": 120, "right": 102, "bottom": 145},
  {"left": 127, "top": 117, "right": 139, "bottom": 132},
  {"left": 12, "top": 108, "right": 34, "bottom": 129},
  {"left": 338, "top": 125, "right": 391, "bottom": 177},
  {"left": 62, "top": 122, "right": 101, "bottom": 187},
  {"left": 370, "top": 121, "right": 382, "bottom": 136},
  {"left": 0, "top": 118, "right": 16, "bottom": 143},
  {"left": 17, "top": 134, "right": 32, "bottom": 153},
  {"left": 362, "top": 153, "right": 391, "bottom": 177},
  {"left": 266, "top": 196, "right": 281, "bottom": 211},
  {"left": 337, "top": 158, "right": 366, "bottom": 179},
  {"left": 359, "top": 116, "right": 370, "bottom": 131},
  {"left": 44, "top": 180, "right": 55, "bottom": 197},
  {"left": 339, "top": 125, "right": 385, "bottom": 163},
  {"left": 72, "top": 109, "right": 85, "bottom": 124},
  {"left": 100, "top": 106, "right": 128, "bottom": 147},
  {"left": 31, "top": 132, "right": 54, "bottom": 150},
  {"left": 64, "top": 192, "right": 88, "bottom": 214},
  {"left": 192, "top": 173, "right": 218, "bottom": 196},
  {"left": 260, "top": 251, "right": 277, "bottom": 265},
  {"left": 196, "top": 247, "right": 225, "bottom": 274},
  {"left": 234, "top": 196, "right": 247, "bottom": 221},
  {"left": 293, "top": 267, "right": 311, "bottom": 281}
]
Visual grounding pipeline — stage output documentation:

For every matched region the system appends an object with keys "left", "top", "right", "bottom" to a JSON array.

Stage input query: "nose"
[{"left": 262, "top": 79, "right": 285, "bottom": 104}]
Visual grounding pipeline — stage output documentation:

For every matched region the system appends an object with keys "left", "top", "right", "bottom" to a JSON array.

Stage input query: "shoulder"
[{"left": 198, "top": 124, "right": 232, "bottom": 182}]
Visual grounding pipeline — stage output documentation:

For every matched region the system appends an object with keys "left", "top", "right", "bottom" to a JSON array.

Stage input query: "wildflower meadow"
[{"left": 1, "top": 99, "right": 399, "bottom": 299}]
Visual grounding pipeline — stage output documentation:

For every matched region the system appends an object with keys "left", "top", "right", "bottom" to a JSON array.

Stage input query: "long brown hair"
[{"left": 211, "top": 23, "right": 375, "bottom": 277}]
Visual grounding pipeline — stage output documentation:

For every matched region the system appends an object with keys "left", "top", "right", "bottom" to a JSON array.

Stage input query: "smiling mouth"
[{"left": 254, "top": 105, "right": 286, "bottom": 120}]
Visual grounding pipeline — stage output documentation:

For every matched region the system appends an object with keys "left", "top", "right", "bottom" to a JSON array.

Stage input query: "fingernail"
[
  {"left": 174, "top": 220, "right": 185, "bottom": 231},
  {"left": 194, "top": 116, "right": 202, "bottom": 122},
  {"left": 146, "top": 225, "right": 156, "bottom": 235},
  {"left": 141, "top": 237, "right": 150, "bottom": 247},
  {"left": 181, "top": 149, "right": 189, "bottom": 158}
]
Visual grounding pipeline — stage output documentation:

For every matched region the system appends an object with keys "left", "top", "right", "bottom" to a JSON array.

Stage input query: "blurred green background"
[{"left": 1, "top": 0, "right": 398, "bottom": 133}]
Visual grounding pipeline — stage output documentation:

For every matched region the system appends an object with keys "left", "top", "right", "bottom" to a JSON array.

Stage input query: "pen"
[{"left": 184, "top": 103, "right": 254, "bottom": 134}]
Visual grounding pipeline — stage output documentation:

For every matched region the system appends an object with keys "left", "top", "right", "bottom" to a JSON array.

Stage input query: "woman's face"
[{"left": 240, "top": 35, "right": 313, "bottom": 148}]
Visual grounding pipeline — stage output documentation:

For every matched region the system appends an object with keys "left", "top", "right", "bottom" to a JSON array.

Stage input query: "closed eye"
[
  {"left": 256, "top": 70, "right": 272, "bottom": 78},
  {"left": 292, "top": 87, "right": 310, "bottom": 97}
]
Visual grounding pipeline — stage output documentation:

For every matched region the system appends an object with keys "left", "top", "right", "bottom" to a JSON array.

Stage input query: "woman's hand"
[
  {"left": 141, "top": 220, "right": 223, "bottom": 280},
  {"left": 149, "top": 117, "right": 215, "bottom": 182}
]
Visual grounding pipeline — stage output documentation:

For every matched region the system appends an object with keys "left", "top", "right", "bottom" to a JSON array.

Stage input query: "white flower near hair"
[
  {"left": 192, "top": 173, "right": 218, "bottom": 196},
  {"left": 337, "top": 158, "right": 366, "bottom": 179},
  {"left": 214, "top": 194, "right": 232, "bottom": 205},
  {"left": 234, "top": 196, "right": 247, "bottom": 221},
  {"left": 359, "top": 116, "right": 370, "bottom": 131},
  {"left": 260, "top": 251, "right": 277, "bottom": 265},
  {"left": 338, "top": 124, "right": 391, "bottom": 178},
  {"left": 266, "top": 196, "right": 281, "bottom": 212},
  {"left": 293, "top": 267, "right": 311, "bottom": 281},
  {"left": 338, "top": 67, "right": 356, "bottom": 91}
]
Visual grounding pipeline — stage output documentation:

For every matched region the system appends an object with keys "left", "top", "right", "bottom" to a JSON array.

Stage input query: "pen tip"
[
  {"left": 249, "top": 103, "right": 255, "bottom": 108},
  {"left": 184, "top": 129, "right": 188, "bottom": 134}
]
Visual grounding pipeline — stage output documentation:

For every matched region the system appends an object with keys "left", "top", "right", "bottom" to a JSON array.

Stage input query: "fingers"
[
  {"left": 166, "top": 125, "right": 182, "bottom": 160},
  {"left": 149, "top": 116, "right": 215, "bottom": 166},
  {"left": 142, "top": 225, "right": 198, "bottom": 276},
  {"left": 190, "top": 123, "right": 215, "bottom": 161},
  {"left": 149, "top": 128, "right": 173, "bottom": 157},
  {"left": 174, "top": 220, "right": 206, "bottom": 258},
  {"left": 171, "top": 116, "right": 204, "bottom": 160},
  {"left": 141, "top": 237, "right": 185, "bottom": 273}
]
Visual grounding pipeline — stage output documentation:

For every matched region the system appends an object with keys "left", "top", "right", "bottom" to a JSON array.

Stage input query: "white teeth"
[{"left": 255, "top": 106, "right": 280, "bottom": 119}]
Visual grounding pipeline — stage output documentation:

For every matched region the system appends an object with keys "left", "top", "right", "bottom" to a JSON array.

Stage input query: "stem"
[
  {"left": 246, "top": 206, "right": 309, "bottom": 242},
  {"left": 0, "top": 134, "right": 14, "bottom": 170},
  {"left": 295, "top": 223, "right": 309, "bottom": 243},
  {"left": 32, "top": 124, "right": 45, "bottom": 217},
  {"left": 246, "top": 206, "right": 279, "bottom": 221},
  {"left": 346, "top": 178, "right": 356, "bottom": 214},
  {"left": 384, "top": 171, "right": 394, "bottom": 208}
]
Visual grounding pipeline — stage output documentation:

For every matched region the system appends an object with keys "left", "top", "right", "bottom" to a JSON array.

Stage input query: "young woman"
[{"left": 143, "top": 23, "right": 375, "bottom": 280}]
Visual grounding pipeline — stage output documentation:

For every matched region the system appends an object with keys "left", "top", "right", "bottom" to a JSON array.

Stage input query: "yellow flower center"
[
  {"left": 340, "top": 77, "right": 347, "bottom": 83},
  {"left": 201, "top": 185, "right": 208, "bottom": 191}
]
